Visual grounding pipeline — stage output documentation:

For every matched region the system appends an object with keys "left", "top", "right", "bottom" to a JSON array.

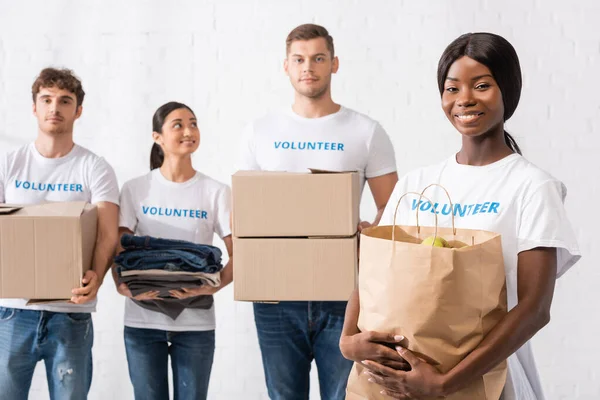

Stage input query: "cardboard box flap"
[
  {"left": 0, "top": 206, "right": 23, "bottom": 215},
  {"left": 233, "top": 170, "right": 301, "bottom": 177},
  {"left": 234, "top": 169, "right": 357, "bottom": 177},
  {"left": 7, "top": 201, "right": 89, "bottom": 217},
  {"left": 308, "top": 168, "right": 358, "bottom": 174}
]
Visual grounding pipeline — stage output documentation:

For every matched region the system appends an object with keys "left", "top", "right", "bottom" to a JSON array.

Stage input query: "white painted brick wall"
[{"left": 0, "top": 0, "right": 598, "bottom": 398}]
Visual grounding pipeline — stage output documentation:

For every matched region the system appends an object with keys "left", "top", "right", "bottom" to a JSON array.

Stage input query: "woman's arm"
[{"left": 364, "top": 247, "right": 558, "bottom": 398}]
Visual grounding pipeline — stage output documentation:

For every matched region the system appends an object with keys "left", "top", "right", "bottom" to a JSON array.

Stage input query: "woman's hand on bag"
[
  {"left": 169, "top": 286, "right": 217, "bottom": 299},
  {"left": 362, "top": 346, "right": 447, "bottom": 399},
  {"left": 340, "top": 331, "right": 410, "bottom": 371},
  {"left": 117, "top": 283, "right": 161, "bottom": 301}
]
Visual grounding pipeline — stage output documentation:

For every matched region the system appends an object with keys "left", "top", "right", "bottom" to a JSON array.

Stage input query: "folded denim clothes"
[
  {"left": 114, "top": 234, "right": 225, "bottom": 319},
  {"left": 114, "top": 234, "right": 223, "bottom": 273}
]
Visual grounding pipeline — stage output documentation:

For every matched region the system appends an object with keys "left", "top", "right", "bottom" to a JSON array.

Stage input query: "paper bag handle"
[
  {"left": 391, "top": 192, "right": 438, "bottom": 243},
  {"left": 417, "top": 183, "right": 457, "bottom": 235}
]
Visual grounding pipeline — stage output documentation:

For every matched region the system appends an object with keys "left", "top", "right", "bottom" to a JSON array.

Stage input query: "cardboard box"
[
  {"left": 0, "top": 202, "right": 97, "bottom": 300},
  {"left": 232, "top": 170, "right": 360, "bottom": 237},
  {"left": 233, "top": 236, "right": 357, "bottom": 301}
]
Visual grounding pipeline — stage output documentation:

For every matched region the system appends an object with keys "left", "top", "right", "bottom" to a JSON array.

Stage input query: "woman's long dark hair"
[
  {"left": 437, "top": 33, "right": 522, "bottom": 155},
  {"left": 150, "top": 102, "right": 196, "bottom": 170}
]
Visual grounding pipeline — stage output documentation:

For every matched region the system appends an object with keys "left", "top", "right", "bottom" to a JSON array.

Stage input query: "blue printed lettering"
[
  {"left": 411, "top": 199, "right": 419, "bottom": 210},
  {"left": 69, "top": 184, "right": 76, "bottom": 192},
  {"left": 274, "top": 142, "right": 282, "bottom": 149},
  {"left": 290, "top": 142, "right": 297, "bottom": 150},
  {"left": 76, "top": 184, "right": 83, "bottom": 192},
  {"left": 441, "top": 204, "right": 452, "bottom": 215},
  {"left": 338, "top": 143, "right": 344, "bottom": 151},
  {"left": 282, "top": 142, "right": 290, "bottom": 149},
  {"left": 15, "top": 180, "right": 22, "bottom": 188},
  {"left": 473, "top": 204, "right": 482, "bottom": 215},
  {"left": 150, "top": 207, "right": 157, "bottom": 215},
  {"left": 23, "top": 182, "right": 31, "bottom": 189},
  {"left": 298, "top": 142, "right": 307, "bottom": 150},
  {"left": 158, "top": 208, "right": 164, "bottom": 216},
  {"left": 324, "top": 143, "right": 330, "bottom": 150},
  {"left": 48, "top": 184, "right": 55, "bottom": 191},
  {"left": 142, "top": 206, "right": 150, "bottom": 214},
  {"left": 174, "top": 209, "right": 182, "bottom": 217},
  {"left": 420, "top": 201, "right": 431, "bottom": 212},
  {"left": 489, "top": 202, "right": 500, "bottom": 213},
  {"left": 165, "top": 208, "right": 173, "bottom": 216},
  {"left": 201, "top": 211, "right": 208, "bottom": 219},
  {"left": 480, "top": 202, "right": 490, "bottom": 213},
  {"left": 454, "top": 204, "right": 466, "bottom": 217}
]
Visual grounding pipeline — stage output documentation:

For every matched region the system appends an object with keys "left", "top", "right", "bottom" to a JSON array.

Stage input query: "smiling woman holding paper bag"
[{"left": 340, "top": 33, "right": 581, "bottom": 400}]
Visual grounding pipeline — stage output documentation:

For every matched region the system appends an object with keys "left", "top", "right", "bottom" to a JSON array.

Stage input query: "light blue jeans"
[{"left": 0, "top": 306, "right": 94, "bottom": 400}]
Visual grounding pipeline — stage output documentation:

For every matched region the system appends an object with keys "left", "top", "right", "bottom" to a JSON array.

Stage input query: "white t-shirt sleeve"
[
  {"left": 517, "top": 179, "right": 581, "bottom": 278},
  {"left": 237, "top": 123, "right": 260, "bottom": 171},
  {"left": 214, "top": 185, "right": 232, "bottom": 238},
  {"left": 365, "top": 122, "right": 397, "bottom": 179},
  {"left": 118, "top": 182, "right": 138, "bottom": 232},
  {"left": 90, "top": 157, "right": 120, "bottom": 205}
]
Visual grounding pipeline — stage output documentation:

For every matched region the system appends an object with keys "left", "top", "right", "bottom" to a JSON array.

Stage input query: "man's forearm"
[
  {"left": 219, "top": 258, "right": 233, "bottom": 288},
  {"left": 92, "top": 234, "right": 118, "bottom": 283}
]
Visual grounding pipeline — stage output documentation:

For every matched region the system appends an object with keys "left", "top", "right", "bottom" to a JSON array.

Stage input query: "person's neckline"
[
  {"left": 29, "top": 142, "right": 79, "bottom": 165},
  {"left": 286, "top": 104, "right": 345, "bottom": 122},
  {"left": 153, "top": 168, "right": 201, "bottom": 187},
  {"left": 449, "top": 152, "right": 521, "bottom": 171}
]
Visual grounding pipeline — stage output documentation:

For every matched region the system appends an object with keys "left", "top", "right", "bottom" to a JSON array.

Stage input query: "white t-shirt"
[
  {"left": 238, "top": 106, "right": 397, "bottom": 195},
  {"left": 0, "top": 143, "right": 119, "bottom": 313},
  {"left": 119, "top": 169, "right": 231, "bottom": 332},
  {"left": 381, "top": 153, "right": 581, "bottom": 400}
]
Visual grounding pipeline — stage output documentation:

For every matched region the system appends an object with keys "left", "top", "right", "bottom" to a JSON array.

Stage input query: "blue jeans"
[
  {"left": 116, "top": 234, "right": 222, "bottom": 273},
  {"left": 124, "top": 326, "right": 215, "bottom": 400},
  {"left": 0, "top": 307, "right": 93, "bottom": 400},
  {"left": 253, "top": 301, "right": 353, "bottom": 400}
]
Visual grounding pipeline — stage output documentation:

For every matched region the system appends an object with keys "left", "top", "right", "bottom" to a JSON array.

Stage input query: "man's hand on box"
[
  {"left": 340, "top": 331, "right": 410, "bottom": 371},
  {"left": 70, "top": 270, "right": 101, "bottom": 304},
  {"left": 358, "top": 221, "right": 372, "bottom": 232}
]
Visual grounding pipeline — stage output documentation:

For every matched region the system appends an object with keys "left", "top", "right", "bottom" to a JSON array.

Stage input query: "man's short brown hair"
[
  {"left": 286, "top": 24, "right": 335, "bottom": 58},
  {"left": 32, "top": 68, "right": 85, "bottom": 107}
]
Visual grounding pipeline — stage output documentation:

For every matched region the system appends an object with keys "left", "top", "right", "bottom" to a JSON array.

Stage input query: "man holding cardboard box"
[
  {"left": 237, "top": 24, "right": 398, "bottom": 400},
  {"left": 0, "top": 68, "right": 119, "bottom": 399}
]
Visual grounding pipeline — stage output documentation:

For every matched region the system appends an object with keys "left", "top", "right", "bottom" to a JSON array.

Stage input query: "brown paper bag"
[{"left": 346, "top": 188, "right": 508, "bottom": 400}]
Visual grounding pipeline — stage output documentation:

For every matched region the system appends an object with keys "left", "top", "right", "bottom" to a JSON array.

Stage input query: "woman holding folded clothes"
[
  {"left": 112, "top": 101, "right": 232, "bottom": 400},
  {"left": 340, "top": 33, "right": 581, "bottom": 400}
]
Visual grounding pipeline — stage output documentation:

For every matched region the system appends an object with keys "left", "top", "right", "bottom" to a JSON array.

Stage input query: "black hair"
[
  {"left": 437, "top": 32, "right": 522, "bottom": 155},
  {"left": 150, "top": 102, "right": 196, "bottom": 170}
]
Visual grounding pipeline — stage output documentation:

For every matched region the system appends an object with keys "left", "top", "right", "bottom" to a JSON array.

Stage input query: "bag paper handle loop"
[
  {"left": 417, "top": 183, "right": 457, "bottom": 235},
  {"left": 392, "top": 192, "right": 437, "bottom": 243}
]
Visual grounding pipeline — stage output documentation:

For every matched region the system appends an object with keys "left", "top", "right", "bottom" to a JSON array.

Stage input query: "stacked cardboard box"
[
  {"left": 232, "top": 170, "right": 359, "bottom": 301},
  {"left": 0, "top": 202, "right": 97, "bottom": 301}
]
